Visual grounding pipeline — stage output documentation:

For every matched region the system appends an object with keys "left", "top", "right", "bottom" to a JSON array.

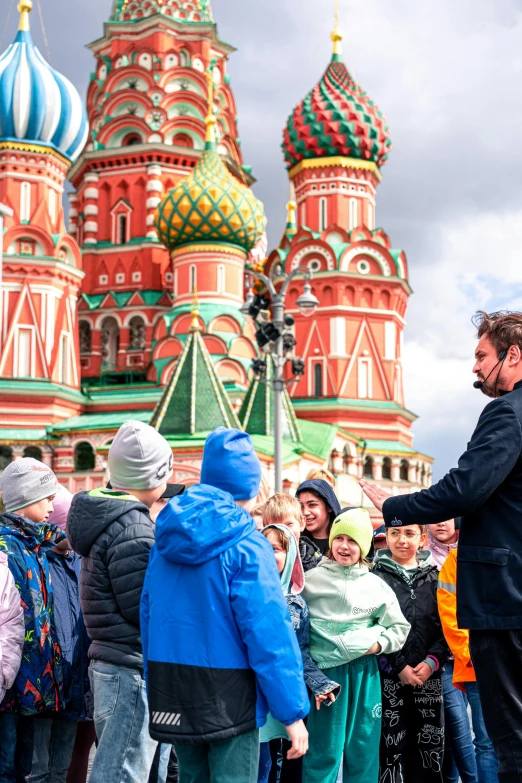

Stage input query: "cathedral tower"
[
  {"left": 272, "top": 23, "right": 430, "bottom": 487},
  {"left": 69, "top": 0, "right": 253, "bottom": 384},
  {"left": 0, "top": 1, "right": 88, "bottom": 430}
]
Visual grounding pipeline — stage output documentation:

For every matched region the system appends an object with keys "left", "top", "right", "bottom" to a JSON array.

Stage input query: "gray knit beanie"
[
  {"left": 109, "top": 420, "right": 173, "bottom": 491},
  {"left": 0, "top": 458, "right": 59, "bottom": 513}
]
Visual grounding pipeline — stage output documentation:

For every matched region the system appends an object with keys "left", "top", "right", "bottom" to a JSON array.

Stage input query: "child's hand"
[
  {"left": 412, "top": 662, "right": 432, "bottom": 683},
  {"left": 364, "top": 642, "right": 382, "bottom": 655},
  {"left": 286, "top": 719, "right": 309, "bottom": 759},
  {"left": 315, "top": 692, "right": 336, "bottom": 710},
  {"left": 399, "top": 665, "right": 423, "bottom": 687}
]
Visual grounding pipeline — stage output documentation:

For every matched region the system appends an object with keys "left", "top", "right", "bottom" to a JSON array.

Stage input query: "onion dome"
[
  {"left": 0, "top": 1, "right": 88, "bottom": 163},
  {"left": 155, "top": 114, "right": 266, "bottom": 254},
  {"left": 283, "top": 29, "right": 391, "bottom": 172}
]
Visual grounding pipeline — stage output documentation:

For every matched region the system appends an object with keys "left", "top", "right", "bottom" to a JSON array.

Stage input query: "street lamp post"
[{"left": 241, "top": 263, "right": 319, "bottom": 492}]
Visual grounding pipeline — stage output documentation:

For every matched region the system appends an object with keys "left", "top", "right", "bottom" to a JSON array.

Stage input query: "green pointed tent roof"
[
  {"left": 150, "top": 309, "right": 240, "bottom": 436},
  {"left": 239, "top": 360, "right": 301, "bottom": 443}
]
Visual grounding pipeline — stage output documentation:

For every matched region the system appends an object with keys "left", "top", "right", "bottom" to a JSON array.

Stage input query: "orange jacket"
[{"left": 437, "top": 549, "right": 476, "bottom": 687}]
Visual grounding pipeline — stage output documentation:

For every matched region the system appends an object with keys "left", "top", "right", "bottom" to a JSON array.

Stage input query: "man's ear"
[{"left": 508, "top": 344, "right": 522, "bottom": 365}]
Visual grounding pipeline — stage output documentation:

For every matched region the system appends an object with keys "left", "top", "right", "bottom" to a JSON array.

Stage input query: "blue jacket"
[
  {"left": 0, "top": 514, "right": 65, "bottom": 715},
  {"left": 46, "top": 551, "right": 91, "bottom": 721},
  {"left": 140, "top": 484, "right": 309, "bottom": 745},
  {"left": 382, "top": 381, "right": 522, "bottom": 630}
]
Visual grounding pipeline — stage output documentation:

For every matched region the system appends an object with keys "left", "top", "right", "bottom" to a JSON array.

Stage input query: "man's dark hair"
[{"left": 473, "top": 311, "right": 522, "bottom": 354}]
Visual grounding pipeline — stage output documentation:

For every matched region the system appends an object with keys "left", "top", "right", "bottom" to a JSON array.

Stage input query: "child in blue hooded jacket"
[{"left": 141, "top": 428, "right": 310, "bottom": 783}]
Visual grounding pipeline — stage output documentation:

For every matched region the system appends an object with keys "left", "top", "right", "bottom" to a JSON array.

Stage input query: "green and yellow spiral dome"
[{"left": 155, "top": 117, "right": 266, "bottom": 254}]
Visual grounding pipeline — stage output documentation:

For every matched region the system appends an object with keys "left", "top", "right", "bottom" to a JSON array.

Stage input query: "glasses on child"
[{"left": 388, "top": 530, "right": 421, "bottom": 541}]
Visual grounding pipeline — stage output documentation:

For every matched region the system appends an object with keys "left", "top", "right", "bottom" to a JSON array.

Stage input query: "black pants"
[
  {"left": 0, "top": 714, "right": 34, "bottom": 783},
  {"left": 380, "top": 671, "right": 444, "bottom": 782},
  {"left": 268, "top": 739, "right": 302, "bottom": 782},
  {"left": 470, "top": 630, "right": 522, "bottom": 783}
]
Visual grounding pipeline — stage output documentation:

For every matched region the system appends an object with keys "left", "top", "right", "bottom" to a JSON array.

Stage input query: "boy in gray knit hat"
[
  {"left": 0, "top": 459, "right": 65, "bottom": 780},
  {"left": 67, "top": 420, "right": 173, "bottom": 783}
]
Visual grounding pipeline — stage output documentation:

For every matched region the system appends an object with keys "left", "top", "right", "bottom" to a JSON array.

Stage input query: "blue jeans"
[
  {"left": 31, "top": 717, "right": 77, "bottom": 782},
  {"left": 0, "top": 713, "right": 34, "bottom": 783},
  {"left": 443, "top": 661, "right": 477, "bottom": 783},
  {"left": 464, "top": 683, "right": 499, "bottom": 783},
  {"left": 89, "top": 661, "right": 157, "bottom": 783}
]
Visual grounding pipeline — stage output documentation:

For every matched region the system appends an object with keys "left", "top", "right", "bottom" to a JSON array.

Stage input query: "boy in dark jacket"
[
  {"left": 67, "top": 420, "right": 175, "bottom": 783},
  {"left": 141, "top": 428, "right": 309, "bottom": 783},
  {"left": 0, "top": 458, "right": 65, "bottom": 782},
  {"left": 373, "top": 524, "right": 449, "bottom": 783},
  {"left": 296, "top": 479, "right": 341, "bottom": 557}
]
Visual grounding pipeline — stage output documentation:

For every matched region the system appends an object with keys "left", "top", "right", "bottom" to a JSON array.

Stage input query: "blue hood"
[
  {"left": 296, "top": 479, "right": 341, "bottom": 521},
  {"left": 155, "top": 483, "right": 256, "bottom": 565}
]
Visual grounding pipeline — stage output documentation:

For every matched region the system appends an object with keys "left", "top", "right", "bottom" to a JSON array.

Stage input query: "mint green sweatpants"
[{"left": 303, "top": 655, "right": 382, "bottom": 783}]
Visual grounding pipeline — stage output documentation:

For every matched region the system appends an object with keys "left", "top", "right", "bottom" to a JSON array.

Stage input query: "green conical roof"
[
  {"left": 150, "top": 319, "right": 240, "bottom": 436},
  {"left": 239, "top": 360, "right": 301, "bottom": 443}
]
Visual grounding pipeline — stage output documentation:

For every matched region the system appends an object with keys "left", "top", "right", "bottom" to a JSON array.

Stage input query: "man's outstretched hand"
[{"left": 360, "top": 479, "right": 392, "bottom": 512}]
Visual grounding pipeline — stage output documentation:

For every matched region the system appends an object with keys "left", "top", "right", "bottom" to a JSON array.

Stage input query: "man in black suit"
[{"left": 361, "top": 311, "right": 522, "bottom": 783}]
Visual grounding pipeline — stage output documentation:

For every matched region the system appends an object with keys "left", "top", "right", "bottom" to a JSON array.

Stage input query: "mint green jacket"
[{"left": 302, "top": 561, "right": 410, "bottom": 670}]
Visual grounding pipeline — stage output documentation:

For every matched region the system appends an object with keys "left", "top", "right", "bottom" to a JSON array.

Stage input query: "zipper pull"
[{"left": 411, "top": 589, "right": 416, "bottom": 600}]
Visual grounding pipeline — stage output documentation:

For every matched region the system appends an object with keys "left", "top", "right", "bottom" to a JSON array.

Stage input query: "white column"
[{"left": 0, "top": 202, "right": 13, "bottom": 351}]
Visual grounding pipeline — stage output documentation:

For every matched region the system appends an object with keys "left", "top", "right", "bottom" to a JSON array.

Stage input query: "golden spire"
[
  {"left": 18, "top": 0, "right": 32, "bottom": 31},
  {"left": 190, "top": 288, "right": 201, "bottom": 332},
  {"left": 331, "top": 0, "right": 343, "bottom": 58},
  {"left": 204, "top": 68, "right": 217, "bottom": 147}
]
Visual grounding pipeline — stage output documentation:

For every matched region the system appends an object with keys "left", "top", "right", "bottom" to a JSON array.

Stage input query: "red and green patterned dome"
[{"left": 283, "top": 41, "right": 392, "bottom": 172}]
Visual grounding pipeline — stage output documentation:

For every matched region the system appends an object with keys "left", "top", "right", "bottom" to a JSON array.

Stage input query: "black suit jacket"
[{"left": 383, "top": 380, "right": 522, "bottom": 630}]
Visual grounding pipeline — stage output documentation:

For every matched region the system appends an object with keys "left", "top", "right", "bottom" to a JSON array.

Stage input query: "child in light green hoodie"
[{"left": 302, "top": 509, "right": 410, "bottom": 783}]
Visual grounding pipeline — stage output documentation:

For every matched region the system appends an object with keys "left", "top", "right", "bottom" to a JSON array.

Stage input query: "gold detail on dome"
[
  {"left": 198, "top": 195, "right": 212, "bottom": 215},
  {"left": 189, "top": 185, "right": 203, "bottom": 201},
  {"left": 18, "top": 0, "right": 32, "bottom": 31},
  {"left": 178, "top": 196, "right": 192, "bottom": 216},
  {"left": 289, "top": 155, "right": 382, "bottom": 181}
]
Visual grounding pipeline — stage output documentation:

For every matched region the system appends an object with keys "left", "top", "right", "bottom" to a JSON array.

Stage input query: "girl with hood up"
[
  {"left": 259, "top": 524, "right": 340, "bottom": 783},
  {"left": 296, "top": 480, "right": 341, "bottom": 560}
]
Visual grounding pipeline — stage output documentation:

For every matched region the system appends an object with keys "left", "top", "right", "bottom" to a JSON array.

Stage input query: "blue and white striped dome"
[{"left": 0, "top": 2, "right": 88, "bottom": 163}]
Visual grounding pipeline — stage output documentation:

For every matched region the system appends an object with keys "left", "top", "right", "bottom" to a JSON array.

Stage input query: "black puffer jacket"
[
  {"left": 67, "top": 489, "right": 155, "bottom": 671},
  {"left": 299, "top": 535, "right": 322, "bottom": 572},
  {"left": 372, "top": 550, "right": 449, "bottom": 677}
]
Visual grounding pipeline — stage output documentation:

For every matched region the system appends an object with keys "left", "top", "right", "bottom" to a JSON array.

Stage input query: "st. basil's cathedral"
[{"left": 0, "top": 0, "right": 433, "bottom": 515}]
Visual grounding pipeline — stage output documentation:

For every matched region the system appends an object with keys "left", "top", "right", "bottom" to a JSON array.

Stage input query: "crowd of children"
[{"left": 0, "top": 424, "right": 500, "bottom": 783}]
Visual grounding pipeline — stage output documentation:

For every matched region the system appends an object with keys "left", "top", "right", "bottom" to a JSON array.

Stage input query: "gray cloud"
[{"left": 7, "top": 0, "right": 522, "bottom": 479}]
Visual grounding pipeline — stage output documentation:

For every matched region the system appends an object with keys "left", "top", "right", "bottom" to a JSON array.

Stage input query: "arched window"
[
  {"left": 74, "top": 442, "right": 95, "bottom": 472},
  {"left": 363, "top": 457, "right": 374, "bottom": 478},
  {"left": 400, "top": 459, "right": 409, "bottom": 481},
  {"left": 23, "top": 446, "right": 42, "bottom": 461},
  {"left": 0, "top": 446, "right": 13, "bottom": 471},
  {"left": 313, "top": 363, "right": 323, "bottom": 397},
  {"left": 101, "top": 316, "right": 120, "bottom": 370},
  {"left": 123, "top": 134, "right": 142, "bottom": 147},
  {"left": 190, "top": 265, "right": 197, "bottom": 293},
  {"left": 79, "top": 321, "right": 92, "bottom": 354},
  {"left": 172, "top": 133, "right": 193, "bottom": 149},
  {"left": 382, "top": 457, "right": 392, "bottom": 480},
  {"left": 117, "top": 213, "right": 128, "bottom": 244},
  {"left": 128, "top": 316, "right": 146, "bottom": 350}
]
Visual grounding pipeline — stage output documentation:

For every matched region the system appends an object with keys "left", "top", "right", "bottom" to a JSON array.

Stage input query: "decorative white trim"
[
  {"left": 146, "top": 196, "right": 161, "bottom": 209},
  {"left": 84, "top": 221, "right": 98, "bottom": 233},
  {"left": 84, "top": 187, "right": 99, "bottom": 200},
  {"left": 340, "top": 245, "right": 391, "bottom": 277},
  {"left": 290, "top": 244, "right": 336, "bottom": 272},
  {"left": 146, "top": 180, "right": 162, "bottom": 193},
  {"left": 84, "top": 204, "right": 99, "bottom": 216}
]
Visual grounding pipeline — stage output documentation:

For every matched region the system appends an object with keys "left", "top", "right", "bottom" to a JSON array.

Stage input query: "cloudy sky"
[{"left": 7, "top": 0, "right": 522, "bottom": 478}]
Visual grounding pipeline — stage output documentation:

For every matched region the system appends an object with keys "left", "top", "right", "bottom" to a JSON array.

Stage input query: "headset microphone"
[{"left": 473, "top": 350, "right": 508, "bottom": 390}]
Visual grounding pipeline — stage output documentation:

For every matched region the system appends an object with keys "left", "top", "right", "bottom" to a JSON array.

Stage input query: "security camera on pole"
[{"left": 241, "top": 264, "right": 319, "bottom": 491}]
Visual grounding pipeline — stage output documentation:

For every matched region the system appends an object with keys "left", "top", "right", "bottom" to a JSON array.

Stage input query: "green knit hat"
[{"left": 329, "top": 508, "right": 373, "bottom": 557}]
